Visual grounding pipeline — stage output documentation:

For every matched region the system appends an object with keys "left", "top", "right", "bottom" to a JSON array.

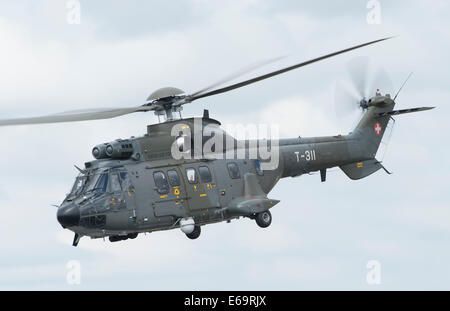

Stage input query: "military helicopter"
[{"left": 0, "top": 37, "right": 434, "bottom": 246}]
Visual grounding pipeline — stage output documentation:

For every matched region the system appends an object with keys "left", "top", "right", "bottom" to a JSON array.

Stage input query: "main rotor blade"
[
  {"left": 189, "top": 37, "right": 394, "bottom": 102},
  {"left": 0, "top": 105, "right": 153, "bottom": 126},
  {"left": 190, "top": 55, "right": 286, "bottom": 98}
]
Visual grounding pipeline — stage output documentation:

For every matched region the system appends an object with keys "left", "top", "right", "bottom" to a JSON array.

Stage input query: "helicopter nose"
[{"left": 57, "top": 204, "right": 80, "bottom": 228}]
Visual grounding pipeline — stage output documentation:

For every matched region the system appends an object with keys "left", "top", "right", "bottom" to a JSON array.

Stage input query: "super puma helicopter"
[{"left": 0, "top": 37, "right": 434, "bottom": 246}]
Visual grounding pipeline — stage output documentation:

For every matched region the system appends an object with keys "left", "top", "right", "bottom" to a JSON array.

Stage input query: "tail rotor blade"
[
  {"left": 335, "top": 56, "right": 396, "bottom": 122},
  {"left": 346, "top": 56, "right": 370, "bottom": 99},
  {"left": 369, "top": 66, "right": 395, "bottom": 97},
  {"left": 334, "top": 80, "right": 360, "bottom": 120}
]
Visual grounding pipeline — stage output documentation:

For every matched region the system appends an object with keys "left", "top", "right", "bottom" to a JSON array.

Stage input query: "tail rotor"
[{"left": 334, "top": 56, "right": 395, "bottom": 122}]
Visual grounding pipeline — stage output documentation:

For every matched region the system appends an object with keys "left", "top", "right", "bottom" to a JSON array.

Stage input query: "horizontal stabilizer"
[
  {"left": 340, "top": 159, "right": 382, "bottom": 180},
  {"left": 377, "top": 107, "right": 434, "bottom": 117}
]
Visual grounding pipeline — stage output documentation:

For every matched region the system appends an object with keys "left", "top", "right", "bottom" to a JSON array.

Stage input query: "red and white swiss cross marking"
[{"left": 374, "top": 122, "right": 382, "bottom": 135}]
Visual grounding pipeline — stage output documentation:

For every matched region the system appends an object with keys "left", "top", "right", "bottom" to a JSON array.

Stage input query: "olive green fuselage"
[{"left": 59, "top": 102, "right": 393, "bottom": 240}]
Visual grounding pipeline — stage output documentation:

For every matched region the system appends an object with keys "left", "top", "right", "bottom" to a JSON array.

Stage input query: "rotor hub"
[
  {"left": 146, "top": 87, "right": 185, "bottom": 102},
  {"left": 359, "top": 98, "right": 369, "bottom": 109}
]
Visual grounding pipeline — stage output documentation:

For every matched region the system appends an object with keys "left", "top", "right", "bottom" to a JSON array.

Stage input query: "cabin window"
[
  {"left": 185, "top": 168, "right": 198, "bottom": 184},
  {"left": 167, "top": 169, "right": 181, "bottom": 187},
  {"left": 227, "top": 162, "right": 241, "bottom": 179},
  {"left": 153, "top": 171, "right": 170, "bottom": 194},
  {"left": 198, "top": 166, "right": 212, "bottom": 183}
]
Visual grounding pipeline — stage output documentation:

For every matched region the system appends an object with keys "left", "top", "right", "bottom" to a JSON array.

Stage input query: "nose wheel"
[
  {"left": 186, "top": 225, "right": 201, "bottom": 239},
  {"left": 255, "top": 210, "right": 272, "bottom": 228}
]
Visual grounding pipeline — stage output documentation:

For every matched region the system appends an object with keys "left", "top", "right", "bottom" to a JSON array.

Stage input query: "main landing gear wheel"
[
  {"left": 255, "top": 210, "right": 272, "bottom": 228},
  {"left": 186, "top": 225, "right": 201, "bottom": 239}
]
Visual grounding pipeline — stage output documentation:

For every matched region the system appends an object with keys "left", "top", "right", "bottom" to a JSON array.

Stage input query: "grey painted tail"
[
  {"left": 340, "top": 95, "right": 395, "bottom": 180},
  {"left": 354, "top": 107, "right": 392, "bottom": 159}
]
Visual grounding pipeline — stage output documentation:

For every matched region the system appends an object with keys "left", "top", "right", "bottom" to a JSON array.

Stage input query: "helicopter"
[{"left": 0, "top": 37, "right": 434, "bottom": 247}]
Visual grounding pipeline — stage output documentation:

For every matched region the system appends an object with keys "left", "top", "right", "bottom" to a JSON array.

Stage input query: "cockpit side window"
[
  {"left": 110, "top": 174, "right": 122, "bottom": 192},
  {"left": 119, "top": 171, "right": 134, "bottom": 193},
  {"left": 96, "top": 173, "right": 109, "bottom": 192},
  {"left": 85, "top": 174, "right": 100, "bottom": 193},
  {"left": 119, "top": 172, "right": 128, "bottom": 181}
]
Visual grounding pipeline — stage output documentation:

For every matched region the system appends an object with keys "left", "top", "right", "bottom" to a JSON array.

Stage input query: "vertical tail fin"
[
  {"left": 353, "top": 94, "right": 395, "bottom": 159},
  {"left": 339, "top": 93, "right": 395, "bottom": 180}
]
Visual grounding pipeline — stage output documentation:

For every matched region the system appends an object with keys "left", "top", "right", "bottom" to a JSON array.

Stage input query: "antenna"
[{"left": 394, "top": 72, "right": 413, "bottom": 101}]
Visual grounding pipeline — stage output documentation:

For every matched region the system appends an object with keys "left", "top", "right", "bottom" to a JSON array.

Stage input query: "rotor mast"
[
  {"left": 152, "top": 100, "right": 183, "bottom": 122},
  {"left": 146, "top": 87, "right": 185, "bottom": 122}
]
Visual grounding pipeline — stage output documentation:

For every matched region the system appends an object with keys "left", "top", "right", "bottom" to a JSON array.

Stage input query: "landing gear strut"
[
  {"left": 186, "top": 225, "right": 201, "bottom": 239},
  {"left": 255, "top": 210, "right": 272, "bottom": 228},
  {"left": 72, "top": 233, "right": 81, "bottom": 247}
]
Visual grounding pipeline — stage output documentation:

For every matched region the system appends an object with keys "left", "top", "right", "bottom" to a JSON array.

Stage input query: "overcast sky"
[{"left": 0, "top": 0, "right": 448, "bottom": 290}]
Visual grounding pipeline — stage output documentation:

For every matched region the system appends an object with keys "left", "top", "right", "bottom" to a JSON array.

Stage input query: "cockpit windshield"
[
  {"left": 68, "top": 175, "right": 87, "bottom": 198},
  {"left": 85, "top": 173, "right": 109, "bottom": 194},
  {"left": 67, "top": 172, "right": 109, "bottom": 200}
]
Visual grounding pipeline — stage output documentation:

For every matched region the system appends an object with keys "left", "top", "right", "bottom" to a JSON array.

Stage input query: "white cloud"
[{"left": 260, "top": 95, "right": 338, "bottom": 137}]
